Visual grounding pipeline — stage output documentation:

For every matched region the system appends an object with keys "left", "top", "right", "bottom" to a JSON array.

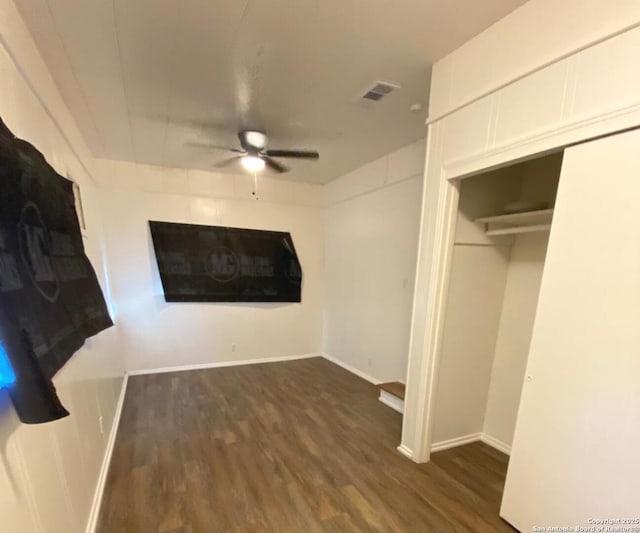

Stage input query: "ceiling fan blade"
[
  {"left": 263, "top": 156, "right": 289, "bottom": 173},
  {"left": 213, "top": 156, "right": 243, "bottom": 169},
  {"left": 186, "top": 141, "right": 244, "bottom": 153},
  {"left": 264, "top": 149, "right": 319, "bottom": 160}
]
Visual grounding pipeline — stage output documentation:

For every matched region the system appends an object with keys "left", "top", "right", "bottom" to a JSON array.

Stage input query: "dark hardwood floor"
[{"left": 98, "top": 357, "right": 515, "bottom": 532}]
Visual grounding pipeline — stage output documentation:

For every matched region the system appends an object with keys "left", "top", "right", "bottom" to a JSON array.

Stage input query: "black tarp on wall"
[
  {"left": 149, "top": 221, "right": 302, "bottom": 303},
  {"left": 0, "top": 118, "right": 113, "bottom": 424}
]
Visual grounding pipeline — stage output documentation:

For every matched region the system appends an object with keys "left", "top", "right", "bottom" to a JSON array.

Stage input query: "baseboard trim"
[
  {"left": 431, "top": 433, "right": 483, "bottom": 452},
  {"left": 321, "top": 353, "right": 380, "bottom": 385},
  {"left": 479, "top": 433, "right": 512, "bottom": 455},
  {"left": 431, "top": 432, "right": 511, "bottom": 455},
  {"left": 86, "top": 374, "right": 128, "bottom": 533},
  {"left": 397, "top": 444, "right": 414, "bottom": 460},
  {"left": 126, "top": 353, "right": 321, "bottom": 376},
  {"left": 378, "top": 390, "right": 404, "bottom": 414}
]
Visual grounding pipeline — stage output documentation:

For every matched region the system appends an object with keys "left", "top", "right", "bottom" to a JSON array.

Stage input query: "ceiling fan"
[{"left": 192, "top": 130, "right": 319, "bottom": 174}]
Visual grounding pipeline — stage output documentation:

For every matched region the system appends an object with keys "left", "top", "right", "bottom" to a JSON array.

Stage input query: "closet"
[
  {"left": 431, "top": 151, "right": 562, "bottom": 453},
  {"left": 403, "top": 15, "right": 640, "bottom": 527}
]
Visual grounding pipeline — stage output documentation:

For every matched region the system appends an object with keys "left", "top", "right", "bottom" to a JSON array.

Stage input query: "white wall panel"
[
  {"left": 429, "top": 0, "right": 640, "bottom": 119},
  {"left": 441, "top": 95, "right": 494, "bottom": 164},
  {"left": 571, "top": 25, "right": 640, "bottom": 120},
  {"left": 428, "top": 56, "right": 453, "bottom": 120},
  {"left": 0, "top": 2, "right": 126, "bottom": 532},
  {"left": 483, "top": 233, "right": 548, "bottom": 447},
  {"left": 386, "top": 140, "right": 426, "bottom": 185},
  {"left": 323, "top": 141, "right": 424, "bottom": 383},
  {"left": 0, "top": 408, "right": 40, "bottom": 533},
  {"left": 323, "top": 157, "right": 388, "bottom": 205},
  {"left": 494, "top": 60, "right": 567, "bottom": 146},
  {"left": 99, "top": 167, "right": 325, "bottom": 372},
  {"left": 162, "top": 166, "right": 189, "bottom": 195},
  {"left": 432, "top": 244, "right": 509, "bottom": 442},
  {"left": 16, "top": 425, "right": 77, "bottom": 533}
]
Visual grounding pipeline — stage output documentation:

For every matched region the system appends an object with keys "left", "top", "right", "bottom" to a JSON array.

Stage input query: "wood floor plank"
[{"left": 98, "top": 357, "right": 516, "bottom": 532}]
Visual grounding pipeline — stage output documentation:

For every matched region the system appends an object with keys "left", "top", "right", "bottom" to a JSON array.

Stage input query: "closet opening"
[{"left": 430, "top": 150, "right": 564, "bottom": 503}]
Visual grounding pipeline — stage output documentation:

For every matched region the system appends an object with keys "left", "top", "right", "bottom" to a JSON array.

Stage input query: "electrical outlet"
[{"left": 231, "top": 343, "right": 236, "bottom": 353}]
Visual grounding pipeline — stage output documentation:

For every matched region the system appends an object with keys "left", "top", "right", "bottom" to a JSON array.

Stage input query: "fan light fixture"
[
  {"left": 241, "top": 155, "right": 265, "bottom": 172},
  {"left": 194, "top": 129, "right": 319, "bottom": 174}
]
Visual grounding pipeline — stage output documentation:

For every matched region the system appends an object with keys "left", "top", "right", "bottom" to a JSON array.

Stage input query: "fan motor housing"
[{"left": 239, "top": 130, "right": 267, "bottom": 152}]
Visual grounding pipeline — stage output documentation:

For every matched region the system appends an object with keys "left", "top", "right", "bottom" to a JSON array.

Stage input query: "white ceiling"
[{"left": 16, "top": 0, "right": 525, "bottom": 184}]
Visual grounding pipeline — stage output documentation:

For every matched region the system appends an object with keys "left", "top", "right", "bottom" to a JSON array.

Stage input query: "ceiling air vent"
[{"left": 361, "top": 81, "right": 400, "bottom": 102}]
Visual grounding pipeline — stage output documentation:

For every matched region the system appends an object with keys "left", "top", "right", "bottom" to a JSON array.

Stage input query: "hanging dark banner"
[
  {"left": 0, "top": 118, "right": 113, "bottom": 424},
  {"left": 149, "top": 221, "right": 302, "bottom": 303}
]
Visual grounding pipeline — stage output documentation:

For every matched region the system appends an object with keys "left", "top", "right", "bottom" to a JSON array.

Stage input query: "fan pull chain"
[{"left": 252, "top": 171, "right": 260, "bottom": 200}]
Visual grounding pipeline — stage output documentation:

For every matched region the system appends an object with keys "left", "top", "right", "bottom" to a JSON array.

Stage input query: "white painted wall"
[
  {"left": 481, "top": 158, "right": 559, "bottom": 448},
  {"left": 502, "top": 127, "right": 640, "bottom": 531},
  {"left": 322, "top": 140, "right": 424, "bottom": 383},
  {"left": 96, "top": 159, "right": 324, "bottom": 372},
  {"left": 432, "top": 243, "right": 509, "bottom": 442},
  {"left": 96, "top": 140, "right": 425, "bottom": 382},
  {"left": 482, "top": 232, "right": 547, "bottom": 447},
  {"left": 0, "top": 2, "right": 125, "bottom": 532},
  {"left": 429, "top": 0, "right": 640, "bottom": 120}
]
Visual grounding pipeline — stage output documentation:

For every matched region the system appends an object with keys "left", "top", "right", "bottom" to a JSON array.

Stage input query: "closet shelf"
[{"left": 475, "top": 208, "right": 554, "bottom": 236}]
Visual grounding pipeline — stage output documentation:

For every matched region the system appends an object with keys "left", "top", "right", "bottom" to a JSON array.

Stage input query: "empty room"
[{"left": 1, "top": 0, "right": 639, "bottom": 531}]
